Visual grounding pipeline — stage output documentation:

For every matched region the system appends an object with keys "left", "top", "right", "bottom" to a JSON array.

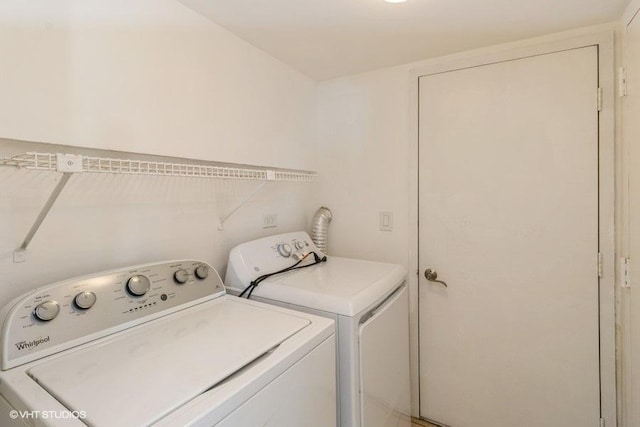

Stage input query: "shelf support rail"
[
  {"left": 218, "top": 181, "right": 268, "bottom": 231},
  {"left": 14, "top": 172, "right": 73, "bottom": 263}
]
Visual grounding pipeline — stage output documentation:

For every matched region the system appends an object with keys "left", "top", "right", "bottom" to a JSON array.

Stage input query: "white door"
[{"left": 418, "top": 47, "right": 600, "bottom": 427}]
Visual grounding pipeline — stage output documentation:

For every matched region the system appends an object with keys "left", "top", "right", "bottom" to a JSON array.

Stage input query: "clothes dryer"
[{"left": 225, "top": 232, "right": 411, "bottom": 427}]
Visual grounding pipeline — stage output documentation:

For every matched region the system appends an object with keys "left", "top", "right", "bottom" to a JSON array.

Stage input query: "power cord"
[{"left": 238, "top": 251, "right": 327, "bottom": 299}]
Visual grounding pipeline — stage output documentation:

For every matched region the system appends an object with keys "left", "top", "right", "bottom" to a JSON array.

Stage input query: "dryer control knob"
[
  {"left": 278, "top": 244, "right": 292, "bottom": 258},
  {"left": 74, "top": 291, "right": 97, "bottom": 310},
  {"left": 195, "top": 265, "right": 209, "bottom": 280},
  {"left": 126, "top": 275, "right": 151, "bottom": 296},
  {"left": 34, "top": 300, "right": 60, "bottom": 321},
  {"left": 294, "top": 241, "right": 305, "bottom": 250},
  {"left": 174, "top": 269, "right": 189, "bottom": 284}
]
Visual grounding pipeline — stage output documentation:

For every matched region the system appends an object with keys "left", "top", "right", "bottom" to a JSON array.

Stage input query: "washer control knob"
[
  {"left": 74, "top": 291, "right": 97, "bottom": 310},
  {"left": 278, "top": 244, "right": 292, "bottom": 258},
  {"left": 34, "top": 300, "right": 60, "bottom": 321},
  {"left": 174, "top": 269, "right": 189, "bottom": 284},
  {"left": 126, "top": 275, "right": 151, "bottom": 296},
  {"left": 195, "top": 265, "right": 209, "bottom": 280},
  {"left": 294, "top": 241, "right": 305, "bottom": 250}
]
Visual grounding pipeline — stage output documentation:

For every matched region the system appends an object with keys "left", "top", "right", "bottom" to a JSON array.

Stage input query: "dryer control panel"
[
  {"left": 0, "top": 260, "right": 225, "bottom": 370},
  {"left": 225, "top": 231, "right": 324, "bottom": 292}
]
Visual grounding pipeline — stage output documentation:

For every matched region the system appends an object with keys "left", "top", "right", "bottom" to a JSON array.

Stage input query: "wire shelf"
[
  {"left": 2, "top": 151, "right": 318, "bottom": 261},
  {"left": 0, "top": 152, "right": 318, "bottom": 182}
]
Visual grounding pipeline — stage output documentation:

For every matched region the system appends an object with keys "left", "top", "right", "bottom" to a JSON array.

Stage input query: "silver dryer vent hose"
[{"left": 311, "top": 207, "right": 333, "bottom": 254}]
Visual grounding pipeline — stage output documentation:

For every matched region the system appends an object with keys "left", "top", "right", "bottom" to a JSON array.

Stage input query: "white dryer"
[
  {"left": 225, "top": 232, "right": 411, "bottom": 427},
  {"left": 0, "top": 260, "right": 335, "bottom": 426}
]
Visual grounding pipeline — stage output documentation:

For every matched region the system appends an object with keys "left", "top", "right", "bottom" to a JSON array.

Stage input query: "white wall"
[
  {"left": 0, "top": 0, "right": 317, "bottom": 308},
  {"left": 0, "top": 0, "right": 317, "bottom": 171},
  {"left": 315, "top": 67, "right": 410, "bottom": 266}
]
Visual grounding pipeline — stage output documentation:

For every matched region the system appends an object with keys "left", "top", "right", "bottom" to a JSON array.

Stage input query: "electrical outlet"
[{"left": 263, "top": 214, "right": 278, "bottom": 229}]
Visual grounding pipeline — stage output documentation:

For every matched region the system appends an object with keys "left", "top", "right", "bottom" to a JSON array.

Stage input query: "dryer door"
[{"left": 359, "top": 285, "right": 411, "bottom": 427}]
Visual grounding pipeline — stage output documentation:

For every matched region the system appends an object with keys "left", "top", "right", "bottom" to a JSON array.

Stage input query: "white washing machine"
[
  {"left": 225, "top": 232, "right": 411, "bottom": 427},
  {"left": 0, "top": 260, "right": 335, "bottom": 426}
]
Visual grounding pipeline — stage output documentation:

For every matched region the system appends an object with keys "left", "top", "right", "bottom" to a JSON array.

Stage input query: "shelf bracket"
[
  {"left": 218, "top": 181, "right": 268, "bottom": 231},
  {"left": 14, "top": 172, "right": 73, "bottom": 263}
]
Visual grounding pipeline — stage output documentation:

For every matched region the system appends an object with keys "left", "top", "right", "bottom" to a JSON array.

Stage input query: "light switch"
[{"left": 380, "top": 211, "right": 393, "bottom": 231}]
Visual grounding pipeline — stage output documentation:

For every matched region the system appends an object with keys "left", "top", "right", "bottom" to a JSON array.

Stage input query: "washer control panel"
[{"left": 0, "top": 260, "right": 224, "bottom": 369}]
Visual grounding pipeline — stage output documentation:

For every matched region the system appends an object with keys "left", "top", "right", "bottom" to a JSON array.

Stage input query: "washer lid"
[
  {"left": 247, "top": 257, "right": 406, "bottom": 316},
  {"left": 27, "top": 298, "right": 310, "bottom": 427}
]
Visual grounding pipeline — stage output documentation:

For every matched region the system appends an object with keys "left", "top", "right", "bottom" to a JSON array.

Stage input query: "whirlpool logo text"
[{"left": 15, "top": 336, "right": 50, "bottom": 351}]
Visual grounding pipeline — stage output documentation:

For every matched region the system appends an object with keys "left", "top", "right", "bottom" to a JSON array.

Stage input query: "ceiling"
[{"left": 178, "top": 0, "right": 629, "bottom": 80}]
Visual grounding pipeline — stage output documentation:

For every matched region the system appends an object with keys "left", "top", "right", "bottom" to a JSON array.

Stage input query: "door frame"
[{"left": 407, "top": 27, "right": 616, "bottom": 426}]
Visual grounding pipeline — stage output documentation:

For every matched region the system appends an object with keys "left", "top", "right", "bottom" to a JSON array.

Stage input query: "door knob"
[{"left": 424, "top": 268, "right": 448, "bottom": 287}]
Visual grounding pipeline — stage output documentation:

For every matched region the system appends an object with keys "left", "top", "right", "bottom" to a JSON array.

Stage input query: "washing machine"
[
  {"left": 0, "top": 259, "right": 335, "bottom": 426},
  {"left": 225, "top": 232, "right": 411, "bottom": 427}
]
